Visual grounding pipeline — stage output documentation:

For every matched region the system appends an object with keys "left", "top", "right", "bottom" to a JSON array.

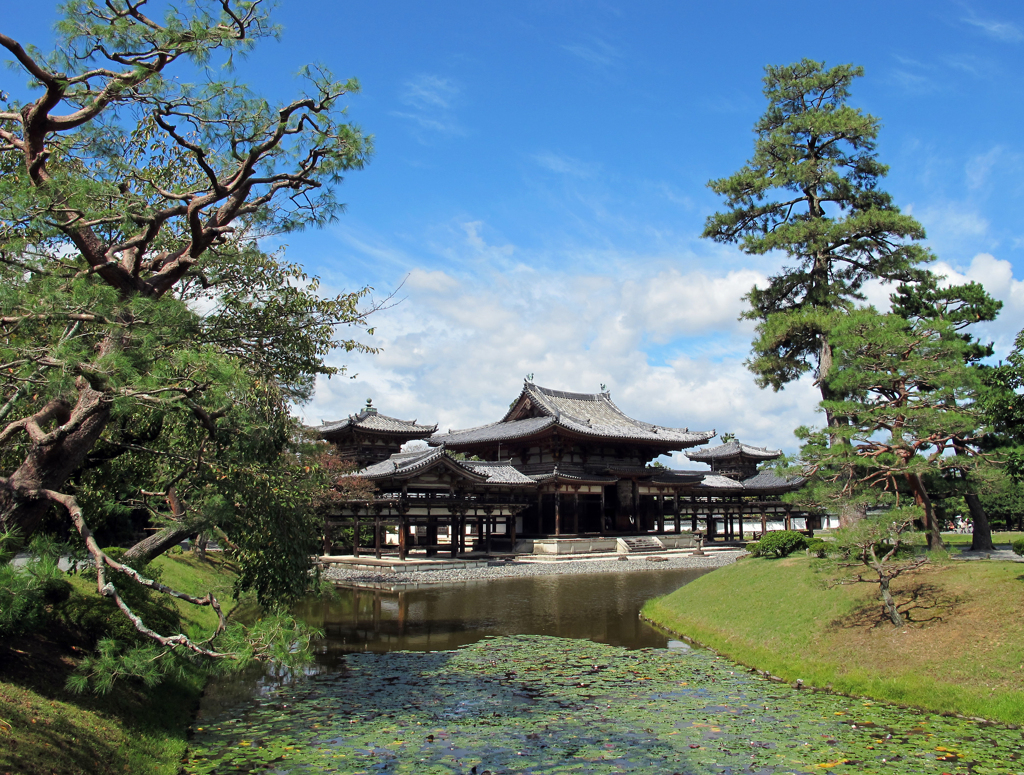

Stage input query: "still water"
[
  {"left": 188, "top": 568, "right": 1024, "bottom": 774},
  {"left": 293, "top": 567, "right": 711, "bottom": 662}
]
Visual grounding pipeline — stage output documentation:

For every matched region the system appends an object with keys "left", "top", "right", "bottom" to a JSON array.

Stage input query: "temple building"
[{"left": 319, "top": 382, "right": 810, "bottom": 559}]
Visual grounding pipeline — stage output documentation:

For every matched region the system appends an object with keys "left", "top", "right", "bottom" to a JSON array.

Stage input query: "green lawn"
[
  {"left": 939, "top": 531, "right": 1023, "bottom": 547},
  {"left": 1, "top": 552, "right": 240, "bottom": 775},
  {"left": 643, "top": 553, "right": 1024, "bottom": 725}
]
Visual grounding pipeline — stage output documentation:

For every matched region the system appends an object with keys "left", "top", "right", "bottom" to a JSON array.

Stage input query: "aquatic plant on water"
[{"left": 187, "top": 635, "right": 1024, "bottom": 774}]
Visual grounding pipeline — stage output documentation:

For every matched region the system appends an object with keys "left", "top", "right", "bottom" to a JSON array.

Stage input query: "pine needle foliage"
[{"left": 703, "top": 59, "right": 932, "bottom": 405}]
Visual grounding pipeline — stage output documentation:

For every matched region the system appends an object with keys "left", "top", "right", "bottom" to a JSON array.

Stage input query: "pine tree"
[{"left": 703, "top": 60, "right": 932, "bottom": 422}]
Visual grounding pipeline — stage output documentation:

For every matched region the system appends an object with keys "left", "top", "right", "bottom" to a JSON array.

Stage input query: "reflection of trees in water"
[{"left": 298, "top": 569, "right": 711, "bottom": 660}]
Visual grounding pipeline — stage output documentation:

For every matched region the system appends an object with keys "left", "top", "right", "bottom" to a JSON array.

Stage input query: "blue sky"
[{"left": 5, "top": 1, "right": 1024, "bottom": 463}]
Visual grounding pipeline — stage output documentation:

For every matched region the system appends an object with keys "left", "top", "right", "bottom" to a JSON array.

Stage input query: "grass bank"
[
  {"left": 1, "top": 552, "right": 239, "bottom": 775},
  {"left": 642, "top": 553, "right": 1024, "bottom": 725}
]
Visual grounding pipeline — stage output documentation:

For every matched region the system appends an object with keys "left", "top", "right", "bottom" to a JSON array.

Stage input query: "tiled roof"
[
  {"left": 436, "top": 382, "right": 714, "bottom": 448},
  {"left": 430, "top": 416, "right": 555, "bottom": 446},
  {"left": 698, "top": 474, "right": 746, "bottom": 490},
  {"left": 739, "top": 471, "right": 805, "bottom": 493},
  {"left": 348, "top": 448, "right": 535, "bottom": 487},
  {"left": 650, "top": 471, "right": 708, "bottom": 485},
  {"left": 530, "top": 466, "right": 620, "bottom": 484},
  {"left": 320, "top": 409, "right": 437, "bottom": 438},
  {"left": 696, "top": 471, "right": 804, "bottom": 494},
  {"left": 461, "top": 460, "right": 537, "bottom": 486},
  {"left": 686, "top": 440, "right": 781, "bottom": 461},
  {"left": 353, "top": 447, "right": 462, "bottom": 480}
]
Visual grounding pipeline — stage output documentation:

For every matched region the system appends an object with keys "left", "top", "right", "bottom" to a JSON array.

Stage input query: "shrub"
[
  {"left": 1012, "top": 537, "right": 1024, "bottom": 557},
  {"left": 757, "top": 530, "right": 808, "bottom": 558},
  {"left": 804, "top": 537, "right": 830, "bottom": 558},
  {"left": 0, "top": 532, "right": 73, "bottom": 637},
  {"left": 745, "top": 541, "right": 762, "bottom": 557}
]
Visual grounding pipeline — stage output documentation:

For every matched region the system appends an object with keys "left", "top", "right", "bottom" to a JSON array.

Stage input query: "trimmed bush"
[
  {"left": 804, "top": 537, "right": 830, "bottom": 558},
  {"left": 757, "top": 530, "right": 808, "bottom": 558},
  {"left": 745, "top": 541, "right": 762, "bottom": 557},
  {"left": 1012, "top": 537, "right": 1024, "bottom": 557}
]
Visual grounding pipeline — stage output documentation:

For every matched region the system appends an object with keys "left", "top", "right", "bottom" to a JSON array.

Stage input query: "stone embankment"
[{"left": 323, "top": 550, "right": 743, "bottom": 588}]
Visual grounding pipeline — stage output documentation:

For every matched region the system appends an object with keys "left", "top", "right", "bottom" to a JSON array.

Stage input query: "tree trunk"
[
  {"left": 966, "top": 492, "right": 995, "bottom": 553},
  {"left": 878, "top": 574, "right": 903, "bottom": 628},
  {"left": 839, "top": 501, "right": 867, "bottom": 529},
  {"left": 951, "top": 441, "right": 995, "bottom": 553},
  {"left": 907, "top": 472, "right": 943, "bottom": 551},
  {"left": 123, "top": 525, "right": 194, "bottom": 565},
  {"left": 0, "top": 384, "right": 111, "bottom": 540},
  {"left": 122, "top": 485, "right": 192, "bottom": 565}
]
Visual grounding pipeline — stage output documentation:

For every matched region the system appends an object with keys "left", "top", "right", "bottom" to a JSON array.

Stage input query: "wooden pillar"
[
  {"left": 691, "top": 495, "right": 698, "bottom": 533},
  {"left": 353, "top": 510, "right": 361, "bottom": 558},
  {"left": 738, "top": 506, "right": 744, "bottom": 541},
  {"left": 599, "top": 488, "right": 606, "bottom": 535},
  {"left": 658, "top": 490, "right": 665, "bottom": 534},
  {"left": 509, "top": 507, "right": 517, "bottom": 549},
  {"left": 632, "top": 479, "right": 639, "bottom": 531},
  {"left": 323, "top": 520, "right": 333, "bottom": 556},
  {"left": 537, "top": 491, "right": 544, "bottom": 535},
  {"left": 426, "top": 503, "right": 436, "bottom": 557},
  {"left": 573, "top": 489, "right": 580, "bottom": 534},
  {"left": 760, "top": 510, "right": 767, "bottom": 537},
  {"left": 374, "top": 510, "right": 381, "bottom": 559},
  {"left": 399, "top": 512, "right": 408, "bottom": 561},
  {"left": 555, "top": 489, "right": 562, "bottom": 536},
  {"left": 674, "top": 491, "right": 681, "bottom": 534},
  {"left": 785, "top": 506, "right": 792, "bottom": 531}
]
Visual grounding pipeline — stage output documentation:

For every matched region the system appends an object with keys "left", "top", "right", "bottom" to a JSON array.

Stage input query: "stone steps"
[{"left": 616, "top": 536, "right": 665, "bottom": 553}]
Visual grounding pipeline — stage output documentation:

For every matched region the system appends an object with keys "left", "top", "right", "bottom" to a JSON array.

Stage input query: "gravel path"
[{"left": 322, "top": 550, "right": 743, "bottom": 588}]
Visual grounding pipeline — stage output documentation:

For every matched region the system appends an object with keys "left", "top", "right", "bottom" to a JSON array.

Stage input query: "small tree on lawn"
[{"left": 826, "top": 508, "right": 927, "bottom": 628}]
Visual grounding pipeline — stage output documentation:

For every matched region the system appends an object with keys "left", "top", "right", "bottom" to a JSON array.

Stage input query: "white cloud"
[
  {"left": 401, "top": 74, "right": 460, "bottom": 110},
  {"left": 620, "top": 268, "right": 763, "bottom": 343},
  {"left": 966, "top": 146, "right": 1004, "bottom": 191},
  {"left": 931, "top": 253, "right": 1024, "bottom": 353},
  {"left": 297, "top": 253, "right": 818, "bottom": 457},
  {"left": 562, "top": 37, "right": 619, "bottom": 67},
  {"left": 532, "top": 151, "right": 599, "bottom": 178},
  {"left": 961, "top": 14, "right": 1024, "bottom": 42},
  {"left": 393, "top": 74, "right": 465, "bottom": 138}
]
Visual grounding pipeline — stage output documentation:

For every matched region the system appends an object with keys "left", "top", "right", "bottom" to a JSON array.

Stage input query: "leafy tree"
[
  {"left": 824, "top": 509, "right": 926, "bottom": 628},
  {"left": 891, "top": 277, "right": 1002, "bottom": 551},
  {"left": 796, "top": 303, "right": 989, "bottom": 549},
  {"left": 0, "top": 0, "right": 374, "bottom": 661},
  {"left": 983, "top": 328, "right": 1024, "bottom": 484},
  {"left": 703, "top": 60, "right": 932, "bottom": 522}
]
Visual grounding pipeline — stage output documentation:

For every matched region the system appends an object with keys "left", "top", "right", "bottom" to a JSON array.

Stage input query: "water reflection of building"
[{"left": 320, "top": 382, "right": 810, "bottom": 559}]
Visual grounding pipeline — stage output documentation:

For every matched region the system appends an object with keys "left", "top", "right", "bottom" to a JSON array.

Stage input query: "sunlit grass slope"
[
  {"left": 1, "top": 552, "right": 239, "bottom": 775},
  {"left": 642, "top": 554, "right": 1024, "bottom": 725}
]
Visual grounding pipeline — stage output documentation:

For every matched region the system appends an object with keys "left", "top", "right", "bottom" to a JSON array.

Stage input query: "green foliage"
[
  {"left": 186, "top": 635, "right": 1024, "bottom": 772},
  {"left": 0, "top": 532, "right": 72, "bottom": 637},
  {"left": 66, "top": 613, "right": 317, "bottom": 695},
  {"left": 0, "top": 1, "right": 374, "bottom": 664},
  {"left": 703, "top": 59, "right": 931, "bottom": 394},
  {"left": 1012, "top": 537, "right": 1024, "bottom": 557},
  {"left": 744, "top": 540, "right": 762, "bottom": 557},
  {"left": 756, "top": 529, "right": 807, "bottom": 558},
  {"left": 793, "top": 299, "right": 993, "bottom": 542},
  {"left": 803, "top": 536, "right": 830, "bottom": 558}
]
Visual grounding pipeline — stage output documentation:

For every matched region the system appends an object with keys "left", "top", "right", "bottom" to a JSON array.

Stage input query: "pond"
[{"left": 187, "top": 568, "right": 1024, "bottom": 774}]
